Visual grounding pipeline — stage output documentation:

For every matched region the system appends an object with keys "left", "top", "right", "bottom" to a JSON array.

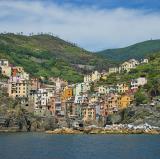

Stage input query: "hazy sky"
[{"left": 0, "top": 0, "right": 160, "bottom": 51}]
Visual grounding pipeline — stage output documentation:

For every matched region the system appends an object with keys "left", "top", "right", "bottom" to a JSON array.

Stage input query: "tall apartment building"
[{"left": 8, "top": 76, "right": 30, "bottom": 98}]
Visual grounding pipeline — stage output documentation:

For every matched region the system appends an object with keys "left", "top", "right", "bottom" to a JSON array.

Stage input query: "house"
[
  {"left": 84, "top": 71, "right": 101, "bottom": 83},
  {"left": 141, "top": 58, "right": 149, "bottom": 64},
  {"left": 8, "top": 76, "right": 30, "bottom": 98},
  {"left": 81, "top": 104, "right": 96, "bottom": 121},
  {"left": 121, "top": 59, "right": 139, "bottom": 72},
  {"left": 55, "top": 96, "right": 63, "bottom": 116},
  {"left": 74, "top": 83, "right": 90, "bottom": 96},
  {"left": 61, "top": 86, "right": 73, "bottom": 100},
  {"left": 48, "top": 96, "right": 56, "bottom": 116},
  {"left": 0, "top": 59, "right": 9, "bottom": 67},
  {"left": 12, "top": 67, "right": 24, "bottom": 76},
  {"left": 106, "top": 85, "right": 118, "bottom": 94},
  {"left": 116, "top": 83, "right": 129, "bottom": 94},
  {"left": 100, "top": 71, "right": 108, "bottom": 80},
  {"left": 104, "top": 93, "right": 119, "bottom": 115},
  {"left": 30, "top": 78, "right": 41, "bottom": 90},
  {"left": 89, "top": 94, "right": 99, "bottom": 104},
  {"left": 65, "top": 97, "right": 77, "bottom": 118},
  {"left": 128, "top": 59, "right": 139, "bottom": 67},
  {"left": 91, "top": 71, "right": 101, "bottom": 82},
  {"left": 74, "top": 94, "right": 88, "bottom": 104},
  {"left": 12, "top": 66, "right": 29, "bottom": 80},
  {"left": 98, "top": 85, "right": 107, "bottom": 94},
  {"left": 131, "top": 77, "right": 147, "bottom": 90},
  {"left": 118, "top": 95, "right": 132, "bottom": 109},
  {"left": 29, "top": 88, "right": 54, "bottom": 116},
  {"left": 0, "top": 66, "right": 11, "bottom": 77},
  {"left": 84, "top": 74, "right": 92, "bottom": 83},
  {"left": 109, "top": 67, "right": 120, "bottom": 74},
  {"left": 55, "top": 78, "right": 68, "bottom": 92}
]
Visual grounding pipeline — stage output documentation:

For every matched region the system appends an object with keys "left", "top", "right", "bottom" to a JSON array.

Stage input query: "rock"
[{"left": 46, "top": 128, "right": 83, "bottom": 134}]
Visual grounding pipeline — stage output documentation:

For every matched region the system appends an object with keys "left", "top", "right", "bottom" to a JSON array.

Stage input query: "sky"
[{"left": 0, "top": 0, "right": 160, "bottom": 51}]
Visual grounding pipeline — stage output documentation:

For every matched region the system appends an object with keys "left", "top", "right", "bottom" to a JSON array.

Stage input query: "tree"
[{"left": 134, "top": 89, "right": 149, "bottom": 105}]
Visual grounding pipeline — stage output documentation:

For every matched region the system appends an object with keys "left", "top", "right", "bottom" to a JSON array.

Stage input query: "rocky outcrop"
[
  {"left": 46, "top": 125, "right": 160, "bottom": 135},
  {"left": 46, "top": 128, "right": 83, "bottom": 134},
  {"left": 106, "top": 104, "right": 160, "bottom": 127}
]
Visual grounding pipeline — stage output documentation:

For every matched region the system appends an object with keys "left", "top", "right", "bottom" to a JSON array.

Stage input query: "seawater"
[{"left": 0, "top": 133, "right": 159, "bottom": 159}]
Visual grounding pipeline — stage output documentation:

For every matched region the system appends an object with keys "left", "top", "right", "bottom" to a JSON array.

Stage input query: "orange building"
[
  {"left": 12, "top": 67, "right": 24, "bottom": 76},
  {"left": 118, "top": 95, "right": 132, "bottom": 109},
  {"left": 61, "top": 86, "right": 73, "bottom": 100}
]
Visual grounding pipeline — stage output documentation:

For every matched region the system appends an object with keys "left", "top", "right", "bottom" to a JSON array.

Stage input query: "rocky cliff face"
[{"left": 106, "top": 104, "right": 160, "bottom": 127}]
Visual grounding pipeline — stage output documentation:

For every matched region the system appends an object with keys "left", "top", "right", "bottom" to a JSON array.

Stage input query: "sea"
[{"left": 0, "top": 133, "right": 159, "bottom": 159}]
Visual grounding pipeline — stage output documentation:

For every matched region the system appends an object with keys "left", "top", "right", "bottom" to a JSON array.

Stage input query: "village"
[{"left": 0, "top": 57, "right": 152, "bottom": 130}]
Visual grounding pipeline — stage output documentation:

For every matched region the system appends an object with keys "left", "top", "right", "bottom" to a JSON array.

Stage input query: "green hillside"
[
  {"left": 0, "top": 33, "right": 111, "bottom": 83},
  {"left": 97, "top": 40, "right": 160, "bottom": 62},
  {"left": 98, "top": 52, "right": 160, "bottom": 98}
]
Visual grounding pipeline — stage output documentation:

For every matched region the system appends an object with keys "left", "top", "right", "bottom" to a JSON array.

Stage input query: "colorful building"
[
  {"left": 109, "top": 67, "right": 120, "bottom": 74},
  {"left": 8, "top": 76, "right": 30, "bottom": 98},
  {"left": 98, "top": 85, "right": 107, "bottom": 94},
  {"left": 0, "top": 66, "right": 11, "bottom": 77},
  {"left": 118, "top": 95, "right": 132, "bottom": 109},
  {"left": 61, "top": 86, "right": 73, "bottom": 100},
  {"left": 0, "top": 59, "right": 9, "bottom": 67},
  {"left": 120, "top": 59, "right": 139, "bottom": 72},
  {"left": 81, "top": 105, "right": 96, "bottom": 121},
  {"left": 131, "top": 77, "right": 147, "bottom": 90},
  {"left": 116, "top": 83, "right": 129, "bottom": 94}
]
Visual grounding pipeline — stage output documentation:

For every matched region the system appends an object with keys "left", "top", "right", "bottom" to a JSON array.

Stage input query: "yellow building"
[
  {"left": 61, "top": 86, "right": 73, "bottom": 100},
  {"left": 101, "top": 73, "right": 107, "bottom": 80},
  {"left": 8, "top": 77, "right": 30, "bottom": 98},
  {"left": 118, "top": 95, "right": 131, "bottom": 109}
]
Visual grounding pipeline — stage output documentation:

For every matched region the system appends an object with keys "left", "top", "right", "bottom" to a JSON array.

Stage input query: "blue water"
[{"left": 0, "top": 133, "right": 160, "bottom": 159}]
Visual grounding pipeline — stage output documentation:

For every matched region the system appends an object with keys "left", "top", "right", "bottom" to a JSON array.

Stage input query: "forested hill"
[
  {"left": 96, "top": 40, "right": 160, "bottom": 62},
  {"left": 0, "top": 33, "right": 112, "bottom": 82}
]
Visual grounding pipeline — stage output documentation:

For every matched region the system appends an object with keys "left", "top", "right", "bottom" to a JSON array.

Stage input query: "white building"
[
  {"left": 109, "top": 67, "right": 120, "bottom": 74},
  {"left": 131, "top": 77, "right": 147, "bottom": 90},
  {"left": 84, "top": 74, "right": 92, "bottom": 83},
  {"left": 30, "top": 88, "right": 54, "bottom": 115},
  {"left": 74, "top": 94, "right": 88, "bottom": 104},
  {"left": 75, "top": 82, "right": 90, "bottom": 96},
  {"left": 84, "top": 71, "right": 101, "bottom": 83},
  {"left": 91, "top": 71, "right": 101, "bottom": 82},
  {"left": 98, "top": 86, "right": 107, "bottom": 94},
  {"left": 116, "top": 83, "right": 129, "bottom": 93},
  {"left": 0, "top": 59, "right": 9, "bottom": 67},
  {"left": 121, "top": 59, "right": 139, "bottom": 72},
  {"left": 106, "top": 85, "right": 118, "bottom": 94},
  {"left": 141, "top": 59, "right": 149, "bottom": 64},
  {"left": 55, "top": 78, "right": 68, "bottom": 92}
]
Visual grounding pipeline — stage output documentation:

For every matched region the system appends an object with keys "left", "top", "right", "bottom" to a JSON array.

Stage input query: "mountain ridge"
[
  {"left": 96, "top": 39, "right": 160, "bottom": 62},
  {"left": 0, "top": 33, "right": 112, "bottom": 82}
]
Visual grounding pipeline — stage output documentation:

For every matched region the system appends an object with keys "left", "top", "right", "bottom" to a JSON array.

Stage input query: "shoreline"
[
  {"left": 45, "top": 128, "right": 160, "bottom": 135},
  {"left": 0, "top": 127, "right": 160, "bottom": 135}
]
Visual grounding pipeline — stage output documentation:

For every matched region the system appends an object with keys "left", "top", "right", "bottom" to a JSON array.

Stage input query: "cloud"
[{"left": 0, "top": 0, "right": 160, "bottom": 51}]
